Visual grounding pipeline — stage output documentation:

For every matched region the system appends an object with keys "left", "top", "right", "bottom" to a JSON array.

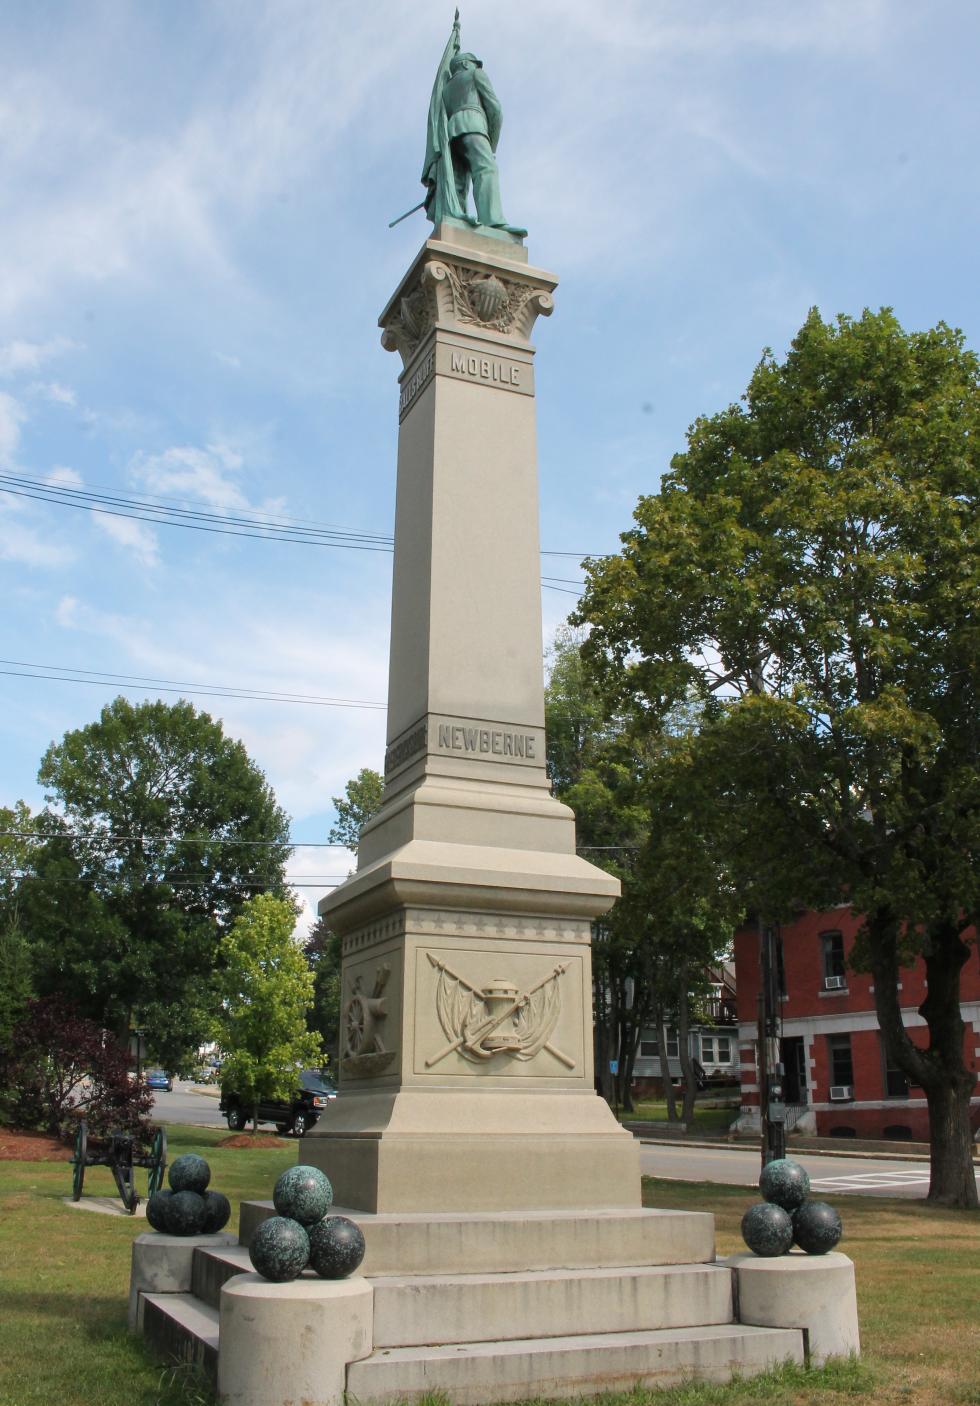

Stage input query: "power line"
[
  {"left": 0, "top": 830, "right": 349, "bottom": 848},
  {"left": 0, "top": 660, "right": 387, "bottom": 710},
  {"left": 0, "top": 471, "right": 612, "bottom": 565}
]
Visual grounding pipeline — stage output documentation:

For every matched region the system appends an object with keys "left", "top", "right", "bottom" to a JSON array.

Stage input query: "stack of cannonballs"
[
  {"left": 741, "top": 1157, "right": 843, "bottom": 1258},
  {"left": 248, "top": 1165, "right": 365, "bottom": 1282},
  {"left": 146, "top": 1154, "right": 231, "bottom": 1236}
]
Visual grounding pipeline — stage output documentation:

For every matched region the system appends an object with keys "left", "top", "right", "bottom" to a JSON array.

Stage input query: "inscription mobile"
[{"left": 449, "top": 350, "right": 521, "bottom": 387}]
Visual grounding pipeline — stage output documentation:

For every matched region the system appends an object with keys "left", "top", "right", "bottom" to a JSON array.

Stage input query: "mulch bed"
[
  {"left": 0, "top": 1127, "right": 73, "bottom": 1161},
  {"left": 217, "top": 1134, "right": 291, "bottom": 1149}
]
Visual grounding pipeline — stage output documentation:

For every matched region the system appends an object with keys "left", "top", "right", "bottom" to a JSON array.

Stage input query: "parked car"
[
  {"left": 146, "top": 1068, "right": 173, "bottom": 1092},
  {"left": 219, "top": 1070, "right": 337, "bottom": 1137}
]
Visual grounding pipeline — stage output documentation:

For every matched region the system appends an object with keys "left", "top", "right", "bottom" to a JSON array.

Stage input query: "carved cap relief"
[{"left": 381, "top": 256, "right": 555, "bottom": 367}]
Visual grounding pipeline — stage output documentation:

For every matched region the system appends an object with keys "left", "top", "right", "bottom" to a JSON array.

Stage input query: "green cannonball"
[
  {"left": 308, "top": 1216, "right": 365, "bottom": 1280},
  {"left": 759, "top": 1157, "right": 810, "bottom": 1212},
  {"left": 249, "top": 1216, "right": 310, "bottom": 1282},
  {"left": 792, "top": 1200, "right": 843, "bottom": 1255},
  {"left": 146, "top": 1188, "right": 173, "bottom": 1233},
  {"left": 273, "top": 1165, "right": 333, "bottom": 1227},
  {"left": 741, "top": 1201, "right": 794, "bottom": 1257},
  {"left": 200, "top": 1189, "right": 231, "bottom": 1234},
  {"left": 168, "top": 1153, "right": 211, "bottom": 1195},
  {"left": 165, "top": 1189, "right": 207, "bottom": 1236}
]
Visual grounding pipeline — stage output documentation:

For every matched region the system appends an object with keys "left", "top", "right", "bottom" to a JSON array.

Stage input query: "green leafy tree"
[
  {"left": 0, "top": 803, "right": 38, "bottom": 1046},
  {"left": 30, "top": 697, "right": 291, "bottom": 1071},
  {"left": 578, "top": 308, "right": 979, "bottom": 1206},
  {"left": 214, "top": 894, "right": 322, "bottom": 1132},
  {"left": 307, "top": 768, "right": 385, "bottom": 1068},
  {"left": 328, "top": 768, "right": 384, "bottom": 851}
]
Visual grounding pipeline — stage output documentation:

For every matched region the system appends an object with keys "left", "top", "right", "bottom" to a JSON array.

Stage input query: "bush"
[{"left": 0, "top": 996, "right": 153, "bottom": 1141}]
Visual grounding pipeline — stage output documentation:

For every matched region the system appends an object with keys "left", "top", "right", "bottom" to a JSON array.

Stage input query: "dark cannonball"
[
  {"left": 759, "top": 1157, "right": 811, "bottom": 1212},
  {"left": 249, "top": 1216, "right": 310, "bottom": 1282},
  {"left": 741, "top": 1201, "right": 794, "bottom": 1257},
  {"left": 168, "top": 1153, "right": 211, "bottom": 1195},
  {"left": 308, "top": 1216, "right": 366, "bottom": 1280},
  {"left": 792, "top": 1200, "right": 843, "bottom": 1255},
  {"left": 166, "top": 1189, "right": 208, "bottom": 1236},
  {"left": 200, "top": 1189, "right": 232, "bottom": 1235},
  {"left": 273, "top": 1165, "right": 333, "bottom": 1227},
  {"left": 146, "top": 1188, "right": 173, "bottom": 1232}
]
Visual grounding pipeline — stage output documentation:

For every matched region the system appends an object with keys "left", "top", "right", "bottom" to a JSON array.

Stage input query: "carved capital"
[{"left": 380, "top": 250, "right": 556, "bottom": 366}]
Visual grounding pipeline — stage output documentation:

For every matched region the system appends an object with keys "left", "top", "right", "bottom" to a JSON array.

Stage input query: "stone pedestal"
[
  {"left": 726, "top": 1251, "right": 860, "bottom": 1365},
  {"left": 306, "top": 225, "right": 639, "bottom": 1212}
]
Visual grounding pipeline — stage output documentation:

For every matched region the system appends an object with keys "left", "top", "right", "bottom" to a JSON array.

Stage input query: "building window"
[
  {"left": 820, "top": 931, "right": 846, "bottom": 989},
  {"left": 639, "top": 1039, "right": 658, "bottom": 1058},
  {"left": 827, "top": 1034, "right": 854, "bottom": 1090},
  {"left": 881, "top": 1040, "right": 910, "bottom": 1098},
  {"left": 702, "top": 1034, "right": 733, "bottom": 1064},
  {"left": 665, "top": 1032, "right": 679, "bottom": 1060}
]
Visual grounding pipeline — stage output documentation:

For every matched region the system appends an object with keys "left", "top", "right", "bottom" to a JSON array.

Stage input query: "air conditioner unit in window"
[
  {"left": 829, "top": 1084, "right": 854, "bottom": 1101},
  {"left": 824, "top": 974, "right": 846, "bottom": 991}
]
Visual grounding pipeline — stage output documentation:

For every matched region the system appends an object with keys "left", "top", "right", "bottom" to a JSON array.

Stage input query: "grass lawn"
[
  {"left": 0, "top": 1122, "right": 977, "bottom": 1406},
  {"left": 620, "top": 1102, "right": 739, "bottom": 1134}
]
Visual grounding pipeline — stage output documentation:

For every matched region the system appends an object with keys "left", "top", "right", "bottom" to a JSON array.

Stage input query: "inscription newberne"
[{"left": 436, "top": 723, "right": 536, "bottom": 758}]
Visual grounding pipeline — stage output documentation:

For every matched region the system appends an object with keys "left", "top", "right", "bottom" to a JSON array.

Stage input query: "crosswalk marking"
[{"left": 810, "top": 1169, "right": 930, "bottom": 1192}]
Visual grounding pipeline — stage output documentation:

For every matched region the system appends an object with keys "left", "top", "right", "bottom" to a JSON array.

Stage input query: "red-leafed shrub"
[{"left": 0, "top": 996, "right": 153, "bottom": 1142}]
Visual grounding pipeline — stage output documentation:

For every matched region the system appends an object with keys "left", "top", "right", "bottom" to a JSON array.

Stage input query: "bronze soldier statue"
[{"left": 419, "top": 12, "right": 525, "bottom": 236}]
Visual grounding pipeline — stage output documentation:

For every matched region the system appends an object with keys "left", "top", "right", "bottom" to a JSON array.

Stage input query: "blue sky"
[{"left": 3, "top": 1, "right": 979, "bottom": 932}]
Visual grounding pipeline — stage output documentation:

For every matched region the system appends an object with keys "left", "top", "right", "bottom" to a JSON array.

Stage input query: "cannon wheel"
[
  {"left": 147, "top": 1126, "right": 167, "bottom": 1196},
  {"left": 71, "top": 1121, "right": 88, "bottom": 1201},
  {"left": 113, "top": 1155, "right": 140, "bottom": 1215}
]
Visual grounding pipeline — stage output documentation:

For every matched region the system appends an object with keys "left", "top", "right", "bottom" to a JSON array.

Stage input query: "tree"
[
  {"left": 0, "top": 803, "right": 37, "bottom": 1047},
  {"left": 307, "top": 768, "right": 385, "bottom": 1067},
  {"left": 214, "top": 894, "right": 322, "bottom": 1132},
  {"left": 328, "top": 768, "right": 384, "bottom": 851},
  {"left": 1, "top": 996, "right": 153, "bottom": 1140},
  {"left": 578, "top": 308, "right": 979, "bottom": 1206},
  {"left": 30, "top": 697, "right": 291, "bottom": 1071}
]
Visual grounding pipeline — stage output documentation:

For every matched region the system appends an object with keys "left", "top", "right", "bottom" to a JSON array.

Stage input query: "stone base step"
[
  {"left": 371, "top": 1261, "right": 734, "bottom": 1347},
  {"left": 141, "top": 1292, "right": 219, "bottom": 1384},
  {"left": 192, "top": 1243, "right": 252, "bottom": 1309},
  {"left": 346, "top": 1322, "right": 805, "bottom": 1405},
  {"left": 238, "top": 1200, "right": 715, "bottom": 1273}
]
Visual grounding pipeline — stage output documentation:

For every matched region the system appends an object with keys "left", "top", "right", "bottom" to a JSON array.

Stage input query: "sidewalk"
[{"left": 623, "top": 1119, "right": 979, "bottom": 1164}]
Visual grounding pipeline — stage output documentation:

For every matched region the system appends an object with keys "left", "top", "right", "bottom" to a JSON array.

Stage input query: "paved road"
[
  {"left": 149, "top": 1080, "right": 226, "bottom": 1129},
  {"left": 150, "top": 1087, "right": 975, "bottom": 1201},
  {"left": 639, "top": 1139, "right": 979, "bottom": 1200}
]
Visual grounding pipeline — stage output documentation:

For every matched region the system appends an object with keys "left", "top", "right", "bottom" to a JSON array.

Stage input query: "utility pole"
[{"left": 757, "top": 921, "right": 786, "bottom": 1168}]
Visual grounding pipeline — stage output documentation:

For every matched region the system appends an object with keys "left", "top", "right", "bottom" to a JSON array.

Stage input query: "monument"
[
  {"left": 129, "top": 23, "right": 860, "bottom": 1402},
  {"left": 303, "top": 9, "right": 640, "bottom": 1214}
]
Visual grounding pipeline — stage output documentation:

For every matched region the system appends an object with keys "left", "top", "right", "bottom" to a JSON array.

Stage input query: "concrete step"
[
  {"left": 141, "top": 1292, "right": 219, "bottom": 1385},
  {"left": 347, "top": 1322, "right": 805, "bottom": 1405},
  {"left": 371, "top": 1261, "right": 734, "bottom": 1347},
  {"left": 238, "top": 1200, "right": 715, "bottom": 1273},
  {"left": 192, "top": 1242, "right": 252, "bottom": 1309}
]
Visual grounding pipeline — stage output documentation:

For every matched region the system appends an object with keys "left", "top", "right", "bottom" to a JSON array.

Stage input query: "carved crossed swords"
[{"left": 425, "top": 953, "right": 575, "bottom": 1069}]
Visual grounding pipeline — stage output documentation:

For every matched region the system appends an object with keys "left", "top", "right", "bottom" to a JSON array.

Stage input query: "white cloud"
[
  {"left": 0, "top": 392, "right": 25, "bottom": 461},
  {"left": 46, "top": 466, "right": 83, "bottom": 487},
  {"left": 0, "top": 336, "right": 76, "bottom": 377},
  {"left": 92, "top": 512, "right": 160, "bottom": 567},
  {"left": 0, "top": 519, "right": 74, "bottom": 569},
  {"left": 130, "top": 442, "right": 250, "bottom": 511},
  {"left": 31, "top": 381, "right": 78, "bottom": 407}
]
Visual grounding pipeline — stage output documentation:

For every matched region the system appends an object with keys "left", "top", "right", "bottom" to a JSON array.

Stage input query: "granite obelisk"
[{"left": 305, "top": 24, "right": 639, "bottom": 1214}]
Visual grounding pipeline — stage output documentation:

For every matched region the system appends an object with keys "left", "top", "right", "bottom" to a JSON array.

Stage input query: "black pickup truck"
[{"left": 219, "top": 1069, "right": 337, "bottom": 1137}]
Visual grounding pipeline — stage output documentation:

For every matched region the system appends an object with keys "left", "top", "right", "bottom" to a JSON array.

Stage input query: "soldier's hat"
[{"left": 450, "top": 51, "right": 483, "bottom": 70}]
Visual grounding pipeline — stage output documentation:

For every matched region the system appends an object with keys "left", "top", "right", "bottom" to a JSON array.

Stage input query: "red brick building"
[{"left": 733, "top": 908, "right": 980, "bottom": 1141}]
